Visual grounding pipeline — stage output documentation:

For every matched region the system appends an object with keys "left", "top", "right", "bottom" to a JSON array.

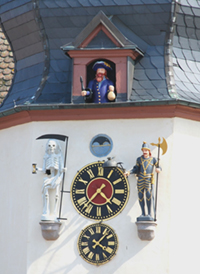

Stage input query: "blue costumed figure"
[
  {"left": 81, "top": 61, "right": 116, "bottom": 104},
  {"left": 126, "top": 141, "right": 161, "bottom": 221}
]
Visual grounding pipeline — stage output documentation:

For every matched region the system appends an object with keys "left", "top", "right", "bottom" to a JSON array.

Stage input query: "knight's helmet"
[{"left": 141, "top": 141, "right": 151, "bottom": 151}]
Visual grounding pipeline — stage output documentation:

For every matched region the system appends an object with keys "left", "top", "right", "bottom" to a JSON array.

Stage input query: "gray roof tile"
[
  {"left": 186, "top": 60, "right": 200, "bottom": 74},
  {"left": 176, "top": 25, "right": 188, "bottom": 38},
  {"left": 7, "top": 19, "right": 39, "bottom": 40},
  {"left": 173, "top": 47, "right": 185, "bottom": 59},
  {"left": 189, "top": 39, "right": 199, "bottom": 51},
  {"left": 0, "top": 2, "right": 32, "bottom": 22},
  {"left": 150, "top": 55, "right": 164, "bottom": 68},
  {"left": 188, "top": 0, "right": 200, "bottom": 8},
  {"left": 88, "top": 0, "right": 103, "bottom": 7},
  {"left": 180, "top": 5, "right": 194, "bottom": 16},
  {"left": 138, "top": 56, "right": 155, "bottom": 69},
  {"left": 134, "top": 70, "right": 149, "bottom": 81},
  {"left": 182, "top": 48, "right": 195, "bottom": 61},
  {"left": 192, "top": 7, "right": 200, "bottom": 16},
  {"left": 192, "top": 50, "right": 200, "bottom": 62},
  {"left": 145, "top": 69, "right": 161, "bottom": 80},
  {"left": 174, "top": 66, "right": 189, "bottom": 82},
  {"left": 186, "top": 27, "right": 196, "bottom": 39},
  {"left": 176, "top": 13, "right": 185, "bottom": 26},
  {"left": 176, "top": 58, "right": 190, "bottom": 72},
  {"left": 157, "top": 69, "right": 166, "bottom": 79},
  {"left": 0, "top": 0, "right": 31, "bottom": 14},
  {"left": 16, "top": 53, "right": 45, "bottom": 70},
  {"left": 185, "top": 15, "right": 195, "bottom": 28},
  {"left": 138, "top": 80, "right": 156, "bottom": 89},
  {"left": 151, "top": 79, "right": 167, "bottom": 89}
]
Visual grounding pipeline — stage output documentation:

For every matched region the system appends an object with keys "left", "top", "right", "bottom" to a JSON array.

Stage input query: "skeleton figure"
[{"left": 40, "top": 139, "right": 64, "bottom": 221}]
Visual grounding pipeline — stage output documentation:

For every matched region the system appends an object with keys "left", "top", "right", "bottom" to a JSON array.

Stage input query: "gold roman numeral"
[
  {"left": 79, "top": 177, "right": 88, "bottom": 185},
  {"left": 106, "top": 234, "right": 113, "bottom": 239},
  {"left": 82, "top": 247, "right": 90, "bottom": 255},
  {"left": 87, "top": 169, "right": 95, "bottom": 179},
  {"left": 88, "top": 251, "right": 94, "bottom": 259},
  {"left": 115, "top": 189, "right": 124, "bottom": 194},
  {"left": 107, "top": 170, "right": 113, "bottom": 179},
  {"left": 96, "top": 226, "right": 101, "bottom": 234},
  {"left": 88, "top": 228, "right": 94, "bottom": 235},
  {"left": 84, "top": 204, "right": 93, "bottom": 214},
  {"left": 106, "top": 204, "right": 113, "bottom": 213},
  {"left": 83, "top": 234, "right": 90, "bottom": 240},
  {"left": 81, "top": 242, "right": 88, "bottom": 246},
  {"left": 105, "top": 247, "right": 113, "bottom": 254},
  {"left": 77, "top": 196, "right": 87, "bottom": 206},
  {"left": 113, "top": 178, "right": 122, "bottom": 185},
  {"left": 103, "top": 228, "right": 108, "bottom": 235},
  {"left": 102, "top": 252, "right": 107, "bottom": 258},
  {"left": 98, "top": 167, "right": 104, "bottom": 176},
  {"left": 108, "top": 241, "right": 115, "bottom": 245},
  {"left": 112, "top": 197, "right": 121, "bottom": 206},
  {"left": 75, "top": 189, "right": 85, "bottom": 194},
  {"left": 96, "top": 207, "right": 101, "bottom": 217},
  {"left": 96, "top": 254, "right": 100, "bottom": 261}
]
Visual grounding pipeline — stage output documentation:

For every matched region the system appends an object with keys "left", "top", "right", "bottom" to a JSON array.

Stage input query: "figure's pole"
[
  {"left": 58, "top": 137, "right": 68, "bottom": 219},
  {"left": 154, "top": 138, "right": 161, "bottom": 221}
]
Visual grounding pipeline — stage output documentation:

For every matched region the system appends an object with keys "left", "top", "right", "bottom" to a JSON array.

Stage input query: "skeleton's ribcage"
[{"left": 46, "top": 156, "right": 60, "bottom": 170}]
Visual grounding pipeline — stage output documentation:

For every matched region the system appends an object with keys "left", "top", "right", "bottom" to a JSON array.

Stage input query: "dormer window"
[{"left": 61, "top": 11, "right": 143, "bottom": 104}]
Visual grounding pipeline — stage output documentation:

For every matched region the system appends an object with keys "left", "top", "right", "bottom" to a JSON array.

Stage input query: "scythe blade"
[{"left": 36, "top": 134, "right": 67, "bottom": 142}]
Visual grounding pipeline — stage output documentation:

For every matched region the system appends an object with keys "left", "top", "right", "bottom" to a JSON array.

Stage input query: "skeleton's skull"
[{"left": 47, "top": 140, "right": 57, "bottom": 154}]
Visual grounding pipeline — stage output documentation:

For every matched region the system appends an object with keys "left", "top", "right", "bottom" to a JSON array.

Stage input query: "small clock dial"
[
  {"left": 77, "top": 223, "right": 118, "bottom": 266},
  {"left": 71, "top": 161, "right": 129, "bottom": 220}
]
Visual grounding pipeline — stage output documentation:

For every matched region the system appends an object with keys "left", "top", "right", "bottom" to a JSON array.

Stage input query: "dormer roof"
[{"left": 61, "top": 11, "right": 144, "bottom": 57}]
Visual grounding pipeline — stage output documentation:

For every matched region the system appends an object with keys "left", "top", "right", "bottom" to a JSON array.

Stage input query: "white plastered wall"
[{"left": 0, "top": 116, "right": 198, "bottom": 274}]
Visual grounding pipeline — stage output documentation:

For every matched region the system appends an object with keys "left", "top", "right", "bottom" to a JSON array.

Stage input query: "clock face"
[
  {"left": 71, "top": 161, "right": 129, "bottom": 220},
  {"left": 77, "top": 223, "right": 118, "bottom": 266}
]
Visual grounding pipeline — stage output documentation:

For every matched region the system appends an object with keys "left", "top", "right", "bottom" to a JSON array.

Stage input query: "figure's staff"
[{"left": 150, "top": 137, "right": 167, "bottom": 221}]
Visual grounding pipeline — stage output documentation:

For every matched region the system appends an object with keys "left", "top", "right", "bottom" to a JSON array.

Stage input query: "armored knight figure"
[
  {"left": 39, "top": 139, "right": 64, "bottom": 221},
  {"left": 125, "top": 141, "right": 161, "bottom": 221}
]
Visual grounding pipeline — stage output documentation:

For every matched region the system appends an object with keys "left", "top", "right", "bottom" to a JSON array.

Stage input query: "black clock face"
[
  {"left": 77, "top": 223, "right": 118, "bottom": 266},
  {"left": 71, "top": 161, "right": 129, "bottom": 220}
]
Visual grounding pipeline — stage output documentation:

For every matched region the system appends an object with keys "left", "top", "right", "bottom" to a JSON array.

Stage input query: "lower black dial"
[{"left": 77, "top": 223, "right": 118, "bottom": 266}]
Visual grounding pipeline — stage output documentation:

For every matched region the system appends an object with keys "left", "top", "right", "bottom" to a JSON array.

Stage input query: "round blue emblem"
[{"left": 90, "top": 134, "right": 113, "bottom": 157}]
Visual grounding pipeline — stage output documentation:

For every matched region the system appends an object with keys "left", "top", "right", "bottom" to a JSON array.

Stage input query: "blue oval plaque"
[{"left": 90, "top": 134, "right": 113, "bottom": 157}]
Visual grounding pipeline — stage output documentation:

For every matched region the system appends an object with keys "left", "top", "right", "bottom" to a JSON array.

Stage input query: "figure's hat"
[
  {"left": 92, "top": 61, "right": 112, "bottom": 71},
  {"left": 141, "top": 141, "right": 151, "bottom": 151}
]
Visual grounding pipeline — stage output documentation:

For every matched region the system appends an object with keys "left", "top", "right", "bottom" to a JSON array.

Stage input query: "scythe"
[{"left": 36, "top": 134, "right": 69, "bottom": 220}]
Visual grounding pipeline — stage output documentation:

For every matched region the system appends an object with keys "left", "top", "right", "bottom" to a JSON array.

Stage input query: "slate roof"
[{"left": 0, "top": 0, "right": 200, "bottom": 112}]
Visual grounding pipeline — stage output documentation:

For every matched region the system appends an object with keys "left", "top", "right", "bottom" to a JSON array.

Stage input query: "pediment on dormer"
[{"left": 62, "top": 10, "right": 144, "bottom": 56}]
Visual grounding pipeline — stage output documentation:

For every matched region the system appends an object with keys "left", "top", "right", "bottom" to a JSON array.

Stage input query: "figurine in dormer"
[
  {"left": 124, "top": 142, "right": 161, "bottom": 221},
  {"left": 38, "top": 139, "right": 64, "bottom": 221},
  {"left": 81, "top": 61, "right": 116, "bottom": 103}
]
